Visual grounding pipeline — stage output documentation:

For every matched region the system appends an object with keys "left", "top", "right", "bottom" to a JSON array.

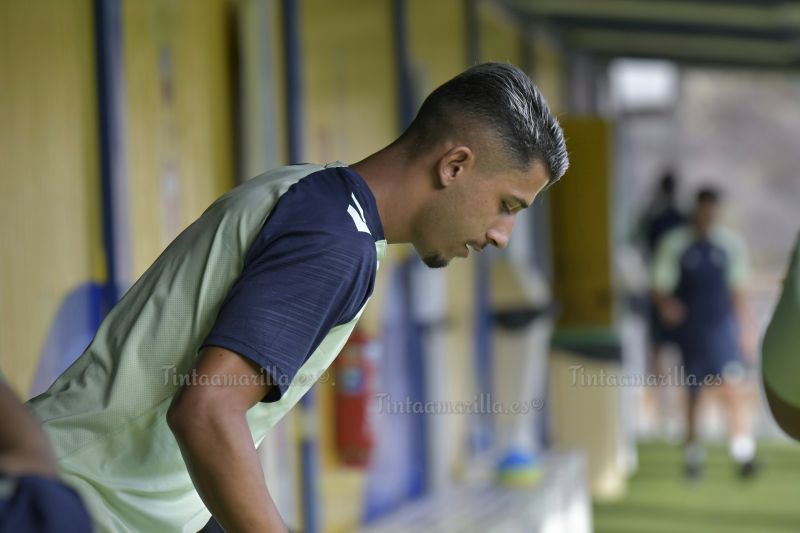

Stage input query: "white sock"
[
  {"left": 684, "top": 441, "right": 706, "bottom": 466},
  {"left": 730, "top": 434, "right": 756, "bottom": 464}
]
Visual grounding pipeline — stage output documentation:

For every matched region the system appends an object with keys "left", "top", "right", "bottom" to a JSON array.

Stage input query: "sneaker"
[
  {"left": 684, "top": 462, "right": 703, "bottom": 482},
  {"left": 738, "top": 459, "right": 760, "bottom": 479},
  {"left": 683, "top": 441, "right": 705, "bottom": 482},
  {"left": 497, "top": 450, "right": 543, "bottom": 488}
]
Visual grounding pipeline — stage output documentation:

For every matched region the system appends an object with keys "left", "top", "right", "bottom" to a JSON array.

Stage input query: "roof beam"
[{"left": 503, "top": 0, "right": 800, "bottom": 31}]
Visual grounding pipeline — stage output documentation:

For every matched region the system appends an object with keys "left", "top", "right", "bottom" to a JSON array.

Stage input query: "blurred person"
[
  {"left": 762, "top": 232, "right": 800, "bottom": 441},
  {"left": 632, "top": 172, "right": 687, "bottom": 437},
  {"left": 0, "top": 373, "right": 92, "bottom": 532},
  {"left": 639, "top": 171, "right": 687, "bottom": 261},
  {"left": 638, "top": 173, "right": 687, "bottom": 380},
  {"left": 652, "top": 187, "right": 758, "bottom": 480},
  {"left": 27, "top": 63, "right": 569, "bottom": 532}
]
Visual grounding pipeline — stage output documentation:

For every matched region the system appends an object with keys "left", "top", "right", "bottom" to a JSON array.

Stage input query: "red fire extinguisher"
[{"left": 334, "top": 328, "right": 378, "bottom": 467}]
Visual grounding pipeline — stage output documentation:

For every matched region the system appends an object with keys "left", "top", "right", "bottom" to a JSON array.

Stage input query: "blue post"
[
  {"left": 403, "top": 259, "right": 429, "bottom": 497},
  {"left": 283, "top": 0, "right": 303, "bottom": 165},
  {"left": 393, "top": 0, "right": 414, "bottom": 130},
  {"left": 93, "top": 0, "right": 125, "bottom": 313}
]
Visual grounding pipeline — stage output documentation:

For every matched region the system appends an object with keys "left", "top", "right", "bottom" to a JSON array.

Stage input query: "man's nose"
[{"left": 487, "top": 217, "right": 515, "bottom": 249}]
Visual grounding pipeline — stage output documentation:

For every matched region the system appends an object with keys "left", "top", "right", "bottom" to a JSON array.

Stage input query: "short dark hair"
[
  {"left": 696, "top": 186, "right": 721, "bottom": 205},
  {"left": 401, "top": 62, "right": 569, "bottom": 184},
  {"left": 659, "top": 171, "right": 677, "bottom": 197}
]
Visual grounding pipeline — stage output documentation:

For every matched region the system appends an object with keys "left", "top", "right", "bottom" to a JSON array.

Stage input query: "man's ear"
[{"left": 437, "top": 145, "right": 474, "bottom": 188}]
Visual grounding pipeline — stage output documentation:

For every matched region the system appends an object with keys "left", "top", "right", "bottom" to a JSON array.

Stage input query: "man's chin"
[{"left": 422, "top": 254, "right": 450, "bottom": 269}]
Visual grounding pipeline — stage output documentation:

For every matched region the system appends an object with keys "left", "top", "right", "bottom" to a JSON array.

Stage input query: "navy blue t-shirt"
[
  {"left": 201, "top": 166, "right": 384, "bottom": 401},
  {"left": 653, "top": 226, "right": 749, "bottom": 371}
]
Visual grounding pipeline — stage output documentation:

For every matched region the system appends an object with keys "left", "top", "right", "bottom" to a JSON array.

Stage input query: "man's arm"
[
  {"left": 724, "top": 230, "right": 757, "bottom": 360},
  {"left": 167, "top": 346, "right": 288, "bottom": 533},
  {"left": 652, "top": 290, "right": 686, "bottom": 327},
  {"left": 0, "top": 378, "right": 58, "bottom": 478},
  {"left": 731, "top": 288, "right": 758, "bottom": 361},
  {"left": 650, "top": 230, "right": 686, "bottom": 327},
  {"left": 761, "top": 233, "right": 800, "bottom": 441}
]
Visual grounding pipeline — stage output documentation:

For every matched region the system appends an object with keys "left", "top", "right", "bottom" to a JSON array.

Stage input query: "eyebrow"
[
  {"left": 509, "top": 175, "right": 557, "bottom": 211},
  {"left": 510, "top": 196, "right": 530, "bottom": 211}
]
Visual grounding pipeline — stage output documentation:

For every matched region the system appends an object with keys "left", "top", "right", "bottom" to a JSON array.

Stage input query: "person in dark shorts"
[
  {"left": 652, "top": 187, "right": 758, "bottom": 480},
  {"left": 640, "top": 172, "right": 687, "bottom": 357},
  {"left": 634, "top": 172, "right": 687, "bottom": 435}
]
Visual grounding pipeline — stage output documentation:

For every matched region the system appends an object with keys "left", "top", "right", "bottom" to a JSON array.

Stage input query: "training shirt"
[
  {"left": 652, "top": 224, "right": 748, "bottom": 351},
  {"left": 762, "top": 233, "right": 800, "bottom": 409},
  {"left": 28, "top": 163, "right": 386, "bottom": 532}
]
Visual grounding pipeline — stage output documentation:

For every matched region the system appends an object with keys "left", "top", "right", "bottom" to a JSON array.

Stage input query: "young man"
[
  {"left": 652, "top": 187, "right": 758, "bottom": 480},
  {"left": 762, "top": 233, "right": 800, "bottom": 441},
  {"left": 28, "top": 62, "right": 568, "bottom": 532},
  {"left": 641, "top": 172, "right": 687, "bottom": 355},
  {"left": 637, "top": 172, "right": 688, "bottom": 433},
  {"left": 0, "top": 374, "right": 92, "bottom": 532}
]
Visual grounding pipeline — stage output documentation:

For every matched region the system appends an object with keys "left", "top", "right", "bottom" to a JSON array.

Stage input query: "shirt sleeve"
[
  {"left": 722, "top": 230, "right": 750, "bottom": 290},
  {"left": 651, "top": 229, "right": 685, "bottom": 293},
  {"left": 201, "top": 228, "right": 377, "bottom": 402}
]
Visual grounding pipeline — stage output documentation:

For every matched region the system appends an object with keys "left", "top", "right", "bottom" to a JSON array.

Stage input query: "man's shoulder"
[
  {"left": 271, "top": 165, "right": 381, "bottom": 241},
  {"left": 710, "top": 225, "right": 747, "bottom": 257},
  {"left": 208, "top": 163, "right": 329, "bottom": 216},
  {"left": 710, "top": 225, "right": 744, "bottom": 244}
]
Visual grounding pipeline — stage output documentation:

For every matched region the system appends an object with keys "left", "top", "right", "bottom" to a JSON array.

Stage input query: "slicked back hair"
[{"left": 401, "top": 62, "right": 569, "bottom": 184}]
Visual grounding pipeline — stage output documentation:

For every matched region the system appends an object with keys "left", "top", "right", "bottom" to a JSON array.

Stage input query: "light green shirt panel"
[
  {"left": 710, "top": 226, "right": 750, "bottom": 290},
  {"left": 651, "top": 227, "right": 691, "bottom": 293},
  {"left": 762, "top": 234, "right": 800, "bottom": 409}
]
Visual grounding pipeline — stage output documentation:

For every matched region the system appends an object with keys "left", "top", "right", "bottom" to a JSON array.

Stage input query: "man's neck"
[
  {"left": 692, "top": 223, "right": 713, "bottom": 240},
  {"left": 351, "top": 143, "right": 422, "bottom": 244}
]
